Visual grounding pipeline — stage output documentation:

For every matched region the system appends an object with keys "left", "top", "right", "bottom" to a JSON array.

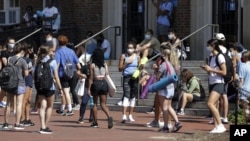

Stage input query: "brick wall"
[{"left": 173, "top": 0, "right": 190, "bottom": 41}]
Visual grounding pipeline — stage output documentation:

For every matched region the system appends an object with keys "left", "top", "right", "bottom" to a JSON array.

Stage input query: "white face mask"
[
  {"left": 168, "top": 34, "right": 174, "bottom": 40},
  {"left": 127, "top": 49, "right": 134, "bottom": 54},
  {"left": 144, "top": 34, "right": 151, "bottom": 40},
  {"left": 8, "top": 43, "right": 15, "bottom": 49},
  {"left": 46, "top": 37, "right": 53, "bottom": 42}
]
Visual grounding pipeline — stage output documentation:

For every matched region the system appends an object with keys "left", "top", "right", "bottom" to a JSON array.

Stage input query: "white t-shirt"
[
  {"left": 101, "top": 39, "right": 111, "bottom": 59},
  {"left": 209, "top": 54, "right": 226, "bottom": 84},
  {"left": 42, "top": 6, "right": 59, "bottom": 30},
  {"left": 79, "top": 53, "right": 91, "bottom": 66}
]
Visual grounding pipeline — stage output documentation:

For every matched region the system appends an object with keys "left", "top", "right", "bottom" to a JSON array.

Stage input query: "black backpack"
[
  {"left": 199, "top": 81, "right": 206, "bottom": 101},
  {"left": 34, "top": 59, "right": 54, "bottom": 91},
  {"left": 209, "top": 50, "right": 234, "bottom": 83},
  {"left": 0, "top": 57, "right": 21, "bottom": 92}
]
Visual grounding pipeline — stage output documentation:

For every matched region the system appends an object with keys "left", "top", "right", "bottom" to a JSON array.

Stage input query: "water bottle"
[{"left": 89, "top": 96, "right": 94, "bottom": 108}]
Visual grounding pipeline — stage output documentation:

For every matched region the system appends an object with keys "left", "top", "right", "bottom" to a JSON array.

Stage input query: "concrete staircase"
[{"left": 51, "top": 59, "right": 234, "bottom": 116}]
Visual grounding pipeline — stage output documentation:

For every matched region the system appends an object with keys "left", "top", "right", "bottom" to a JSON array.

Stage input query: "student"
[
  {"left": 177, "top": 69, "right": 201, "bottom": 115},
  {"left": 35, "top": 45, "right": 63, "bottom": 134},
  {"left": 201, "top": 39, "right": 227, "bottom": 133},
  {"left": 2, "top": 43, "right": 28, "bottom": 130},
  {"left": 156, "top": 45, "right": 182, "bottom": 132},
  {"left": 118, "top": 41, "right": 139, "bottom": 123},
  {"left": 88, "top": 48, "right": 113, "bottom": 128}
]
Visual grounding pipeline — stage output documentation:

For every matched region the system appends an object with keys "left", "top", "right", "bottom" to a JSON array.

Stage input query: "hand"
[{"left": 201, "top": 65, "right": 211, "bottom": 72}]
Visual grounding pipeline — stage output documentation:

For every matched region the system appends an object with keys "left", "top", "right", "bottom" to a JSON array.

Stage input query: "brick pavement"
[{"left": 0, "top": 107, "right": 229, "bottom": 141}]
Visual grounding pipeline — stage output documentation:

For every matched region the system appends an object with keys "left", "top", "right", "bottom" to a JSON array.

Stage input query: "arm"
[
  {"left": 88, "top": 64, "right": 94, "bottom": 96},
  {"left": 186, "top": 79, "right": 199, "bottom": 94},
  {"left": 118, "top": 54, "right": 126, "bottom": 72},
  {"left": 53, "top": 64, "right": 63, "bottom": 94}
]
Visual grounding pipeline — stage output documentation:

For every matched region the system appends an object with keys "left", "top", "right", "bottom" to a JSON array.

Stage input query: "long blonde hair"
[{"left": 162, "top": 46, "right": 180, "bottom": 71}]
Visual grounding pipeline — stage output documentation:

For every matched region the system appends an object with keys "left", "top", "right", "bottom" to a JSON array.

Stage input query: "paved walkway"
[{"left": 0, "top": 108, "right": 229, "bottom": 141}]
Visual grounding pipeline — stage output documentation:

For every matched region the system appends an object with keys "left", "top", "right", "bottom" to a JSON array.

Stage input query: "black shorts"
[
  {"left": 91, "top": 80, "right": 109, "bottom": 96},
  {"left": 209, "top": 83, "right": 225, "bottom": 95},
  {"left": 37, "top": 90, "right": 55, "bottom": 97},
  {"left": 192, "top": 94, "right": 201, "bottom": 102}
]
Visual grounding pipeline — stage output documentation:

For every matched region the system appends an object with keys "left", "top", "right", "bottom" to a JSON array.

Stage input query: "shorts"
[
  {"left": 209, "top": 83, "right": 225, "bottom": 95},
  {"left": 158, "top": 84, "right": 175, "bottom": 99},
  {"left": 157, "top": 23, "right": 169, "bottom": 36},
  {"left": 192, "top": 94, "right": 201, "bottom": 102},
  {"left": 91, "top": 80, "right": 109, "bottom": 96},
  {"left": 37, "top": 90, "right": 55, "bottom": 97},
  {"left": 16, "top": 86, "right": 26, "bottom": 95}
]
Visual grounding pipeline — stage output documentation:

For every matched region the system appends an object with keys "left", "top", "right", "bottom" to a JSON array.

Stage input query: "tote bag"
[
  {"left": 75, "top": 78, "right": 85, "bottom": 96},
  {"left": 104, "top": 64, "right": 116, "bottom": 97}
]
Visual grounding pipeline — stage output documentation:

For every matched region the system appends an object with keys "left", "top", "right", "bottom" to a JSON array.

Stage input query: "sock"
[
  {"left": 67, "top": 104, "right": 72, "bottom": 112},
  {"left": 60, "top": 105, "right": 65, "bottom": 111}
]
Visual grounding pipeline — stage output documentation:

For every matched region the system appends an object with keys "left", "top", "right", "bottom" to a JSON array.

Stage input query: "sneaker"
[
  {"left": 121, "top": 115, "right": 127, "bottom": 123},
  {"left": 208, "top": 119, "right": 214, "bottom": 124},
  {"left": 172, "top": 122, "right": 182, "bottom": 132},
  {"left": 56, "top": 109, "right": 65, "bottom": 115},
  {"left": 128, "top": 115, "right": 135, "bottom": 122},
  {"left": 72, "top": 104, "right": 80, "bottom": 110},
  {"left": 0, "top": 101, "right": 6, "bottom": 108},
  {"left": 209, "top": 125, "right": 226, "bottom": 133},
  {"left": 39, "top": 127, "right": 53, "bottom": 134},
  {"left": 63, "top": 111, "right": 74, "bottom": 116},
  {"left": 158, "top": 126, "right": 170, "bottom": 133},
  {"left": 24, "top": 120, "right": 35, "bottom": 126},
  {"left": 14, "top": 124, "right": 24, "bottom": 130},
  {"left": 78, "top": 118, "right": 84, "bottom": 124},
  {"left": 90, "top": 122, "right": 98, "bottom": 128},
  {"left": 108, "top": 117, "right": 113, "bottom": 129},
  {"left": 89, "top": 117, "right": 94, "bottom": 122},
  {"left": 147, "top": 120, "right": 160, "bottom": 128},
  {"left": 177, "top": 111, "right": 185, "bottom": 115},
  {"left": 30, "top": 109, "right": 39, "bottom": 114},
  {"left": 221, "top": 118, "right": 228, "bottom": 124},
  {"left": 116, "top": 101, "right": 123, "bottom": 106},
  {"left": 2, "top": 123, "right": 9, "bottom": 129}
]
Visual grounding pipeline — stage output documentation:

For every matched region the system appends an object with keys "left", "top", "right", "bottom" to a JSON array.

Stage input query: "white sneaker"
[
  {"left": 177, "top": 111, "right": 185, "bottom": 115},
  {"left": 128, "top": 115, "right": 135, "bottom": 122},
  {"left": 73, "top": 104, "right": 80, "bottom": 110},
  {"left": 209, "top": 125, "right": 226, "bottom": 133},
  {"left": 208, "top": 118, "right": 214, "bottom": 124},
  {"left": 221, "top": 118, "right": 228, "bottom": 124},
  {"left": 117, "top": 101, "right": 123, "bottom": 106}
]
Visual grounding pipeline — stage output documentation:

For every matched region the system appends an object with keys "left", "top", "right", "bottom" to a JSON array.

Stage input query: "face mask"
[
  {"left": 8, "top": 43, "right": 15, "bottom": 49},
  {"left": 46, "top": 37, "right": 53, "bottom": 42},
  {"left": 168, "top": 34, "right": 174, "bottom": 40},
  {"left": 127, "top": 49, "right": 134, "bottom": 54},
  {"left": 144, "top": 34, "right": 151, "bottom": 40}
]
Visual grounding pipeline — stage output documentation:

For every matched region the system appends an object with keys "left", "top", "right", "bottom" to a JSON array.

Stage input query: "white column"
[
  {"left": 243, "top": 0, "right": 250, "bottom": 49},
  {"left": 103, "top": 0, "right": 122, "bottom": 60},
  {"left": 190, "top": 0, "right": 213, "bottom": 60}
]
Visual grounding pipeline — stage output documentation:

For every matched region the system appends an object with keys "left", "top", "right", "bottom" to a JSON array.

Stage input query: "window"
[{"left": 9, "top": 0, "right": 19, "bottom": 8}]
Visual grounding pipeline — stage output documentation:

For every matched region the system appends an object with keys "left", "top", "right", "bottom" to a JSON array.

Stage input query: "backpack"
[
  {"left": 209, "top": 50, "right": 234, "bottom": 83},
  {"left": 34, "top": 59, "right": 54, "bottom": 91},
  {"left": 199, "top": 80, "right": 206, "bottom": 101},
  {"left": 62, "top": 52, "right": 75, "bottom": 79},
  {"left": 0, "top": 57, "right": 21, "bottom": 92}
]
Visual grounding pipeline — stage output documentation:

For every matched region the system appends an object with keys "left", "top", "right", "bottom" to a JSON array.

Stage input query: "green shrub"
[{"left": 228, "top": 108, "right": 247, "bottom": 124}]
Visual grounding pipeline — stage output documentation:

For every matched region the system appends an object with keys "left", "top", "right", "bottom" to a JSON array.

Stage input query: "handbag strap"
[{"left": 104, "top": 63, "right": 108, "bottom": 76}]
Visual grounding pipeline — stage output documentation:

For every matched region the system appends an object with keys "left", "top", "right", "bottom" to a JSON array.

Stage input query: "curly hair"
[
  {"left": 180, "top": 69, "right": 194, "bottom": 82},
  {"left": 91, "top": 48, "right": 105, "bottom": 68},
  {"left": 161, "top": 45, "right": 180, "bottom": 70}
]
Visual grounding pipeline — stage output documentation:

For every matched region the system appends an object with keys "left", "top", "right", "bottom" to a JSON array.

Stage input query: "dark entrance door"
[
  {"left": 213, "top": 0, "right": 241, "bottom": 41},
  {"left": 122, "top": 0, "right": 145, "bottom": 52}
]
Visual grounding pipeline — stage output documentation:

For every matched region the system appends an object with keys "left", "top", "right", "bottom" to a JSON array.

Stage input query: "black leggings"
[{"left": 79, "top": 88, "right": 94, "bottom": 119}]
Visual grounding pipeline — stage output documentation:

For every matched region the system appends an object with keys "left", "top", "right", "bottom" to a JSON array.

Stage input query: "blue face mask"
[{"left": 144, "top": 34, "right": 151, "bottom": 40}]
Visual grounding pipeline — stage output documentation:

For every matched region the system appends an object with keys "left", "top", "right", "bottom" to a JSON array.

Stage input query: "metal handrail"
[
  {"left": 74, "top": 26, "right": 116, "bottom": 48},
  {"left": 15, "top": 28, "right": 42, "bottom": 44},
  {"left": 147, "top": 24, "right": 219, "bottom": 63}
]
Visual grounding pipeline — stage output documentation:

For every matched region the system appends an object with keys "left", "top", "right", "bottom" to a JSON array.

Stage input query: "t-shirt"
[
  {"left": 23, "top": 57, "right": 33, "bottom": 88},
  {"left": 139, "top": 37, "right": 161, "bottom": 52},
  {"left": 100, "top": 39, "right": 111, "bottom": 60},
  {"left": 209, "top": 54, "right": 225, "bottom": 84},
  {"left": 8, "top": 56, "right": 28, "bottom": 87},
  {"left": 55, "top": 46, "right": 79, "bottom": 78},
  {"left": 238, "top": 62, "right": 250, "bottom": 94},
  {"left": 42, "top": 6, "right": 60, "bottom": 30},
  {"left": 1, "top": 51, "right": 16, "bottom": 67}
]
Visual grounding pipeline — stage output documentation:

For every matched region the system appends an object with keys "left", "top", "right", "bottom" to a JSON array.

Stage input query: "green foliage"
[{"left": 228, "top": 108, "right": 247, "bottom": 124}]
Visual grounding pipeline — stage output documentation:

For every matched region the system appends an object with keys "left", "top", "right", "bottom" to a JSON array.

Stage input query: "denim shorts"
[{"left": 16, "top": 86, "right": 26, "bottom": 95}]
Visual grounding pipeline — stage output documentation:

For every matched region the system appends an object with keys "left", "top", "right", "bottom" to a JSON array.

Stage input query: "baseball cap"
[{"left": 215, "top": 33, "right": 226, "bottom": 41}]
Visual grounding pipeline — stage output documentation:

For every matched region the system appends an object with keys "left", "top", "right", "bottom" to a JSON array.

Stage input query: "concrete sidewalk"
[{"left": 0, "top": 108, "right": 229, "bottom": 141}]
